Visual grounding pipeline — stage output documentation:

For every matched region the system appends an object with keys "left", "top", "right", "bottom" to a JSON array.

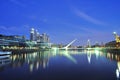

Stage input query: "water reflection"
[
  {"left": 85, "top": 49, "right": 104, "bottom": 64},
  {"left": 8, "top": 50, "right": 79, "bottom": 72},
  {"left": 59, "top": 50, "right": 77, "bottom": 64},
  {"left": 0, "top": 49, "right": 120, "bottom": 80},
  {"left": 0, "top": 50, "right": 113, "bottom": 70},
  {"left": 106, "top": 52, "right": 120, "bottom": 79},
  {"left": 10, "top": 51, "right": 51, "bottom": 72}
]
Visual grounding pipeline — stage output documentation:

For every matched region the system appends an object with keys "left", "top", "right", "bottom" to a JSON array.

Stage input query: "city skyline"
[{"left": 0, "top": 0, "right": 120, "bottom": 45}]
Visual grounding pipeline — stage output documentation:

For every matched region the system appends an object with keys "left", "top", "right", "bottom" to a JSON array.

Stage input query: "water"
[{"left": 0, "top": 49, "right": 119, "bottom": 80}]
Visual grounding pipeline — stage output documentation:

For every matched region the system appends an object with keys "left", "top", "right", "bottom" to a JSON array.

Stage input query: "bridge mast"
[{"left": 63, "top": 39, "right": 77, "bottom": 49}]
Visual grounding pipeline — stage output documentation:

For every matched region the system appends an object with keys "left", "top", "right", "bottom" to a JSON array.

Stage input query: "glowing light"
[
  {"left": 52, "top": 47, "right": 58, "bottom": 55},
  {"left": 65, "top": 47, "right": 68, "bottom": 50},
  {"left": 116, "top": 69, "right": 119, "bottom": 78},
  {"left": 87, "top": 53, "right": 91, "bottom": 64},
  {"left": 52, "top": 47, "right": 57, "bottom": 51},
  {"left": 43, "top": 61, "right": 46, "bottom": 68},
  {"left": 30, "top": 64, "right": 34, "bottom": 72},
  {"left": 36, "top": 62, "right": 39, "bottom": 70},
  {"left": 61, "top": 50, "right": 77, "bottom": 64},
  {"left": 95, "top": 48, "right": 100, "bottom": 58},
  {"left": 113, "top": 32, "right": 117, "bottom": 34},
  {"left": 95, "top": 50, "right": 99, "bottom": 55}
]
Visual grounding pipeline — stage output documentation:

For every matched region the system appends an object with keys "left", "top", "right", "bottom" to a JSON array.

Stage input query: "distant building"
[
  {"left": 30, "top": 28, "right": 35, "bottom": 41},
  {"left": 113, "top": 32, "right": 120, "bottom": 47},
  {"left": 0, "top": 27, "right": 51, "bottom": 49},
  {"left": 30, "top": 28, "right": 49, "bottom": 43},
  {"left": 41, "top": 33, "right": 49, "bottom": 43},
  {"left": 30, "top": 28, "right": 40, "bottom": 41},
  {"left": 105, "top": 41, "right": 116, "bottom": 47},
  {"left": 30, "top": 28, "right": 51, "bottom": 48},
  {"left": 38, "top": 33, "right": 50, "bottom": 49},
  {"left": 0, "top": 34, "right": 26, "bottom": 47},
  {"left": 36, "top": 31, "right": 40, "bottom": 42}
]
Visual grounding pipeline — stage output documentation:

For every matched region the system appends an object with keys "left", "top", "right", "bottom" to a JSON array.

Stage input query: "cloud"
[
  {"left": 79, "top": 27, "right": 102, "bottom": 34},
  {"left": 72, "top": 8, "right": 106, "bottom": 26},
  {"left": 27, "top": 15, "right": 48, "bottom": 23},
  {"left": 27, "top": 15, "right": 37, "bottom": 20},
  {"left": 43, "top": 18, "right": 106, "bottom": 36},
  {"left": 0, "top": 25, "right": 34, "bottom": 31},
  {"left": 0, "top": 26, "right": 8, "bottom": 30},
  {"left": 0, "top": 25, "right": 31, "bottom": 39},
  {"left": 0, "top": 25, "right": 30, "bottom": 35},
  {"left": 53, "top": 20, "right": 104, "bottom": 34},
  {"left": 50, "top": 20, "right": 109, "bottom": 39},
  {"left": 10, "top": 0, "right": 26, "bottom": 7}
]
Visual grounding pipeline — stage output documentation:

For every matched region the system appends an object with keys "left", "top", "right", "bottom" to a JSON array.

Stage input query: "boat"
[
  {"left": 0, "top": 51, "right": 11, "bottom": 56},
  {"left": 0, "top": 51, "right": 11, "bottom": 67}
]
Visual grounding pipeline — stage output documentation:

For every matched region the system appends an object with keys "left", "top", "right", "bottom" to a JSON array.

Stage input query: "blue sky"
[{"left": 0, "top": 0, "right": 120, "bottom": 45}]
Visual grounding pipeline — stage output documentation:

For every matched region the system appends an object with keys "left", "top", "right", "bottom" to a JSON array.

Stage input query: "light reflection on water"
[{"left": 0, "top": 49, "right": 120, "bottom": 80}]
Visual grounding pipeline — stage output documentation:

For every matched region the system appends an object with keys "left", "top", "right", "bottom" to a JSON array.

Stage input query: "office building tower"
[
  {"left": 36, "top": 31, "right": 40, "bottom": 42},
  {"left": 30, "top": 28, "right": 35, "bottom": 41},
  {"left": 42, "top": 33, "right": 49, "bottom": 43}
]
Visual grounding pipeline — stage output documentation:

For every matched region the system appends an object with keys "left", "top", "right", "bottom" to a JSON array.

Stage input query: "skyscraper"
[
  {"left": 36, "top": 31, "right": 40, "bottom": 42},
  {"left": 42, "top": 33, "right": 49, "bottom": 43},
  {"left": 30, "top": 28, "right": 35, "bottom": 41},
  {"left": 30, "top": 28, "right": 50, "bottom": 43}
]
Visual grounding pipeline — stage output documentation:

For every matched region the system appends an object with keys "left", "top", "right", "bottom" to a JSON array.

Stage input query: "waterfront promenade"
[{"left": 1, "top": 46, "right": 120, "bottom": 54}]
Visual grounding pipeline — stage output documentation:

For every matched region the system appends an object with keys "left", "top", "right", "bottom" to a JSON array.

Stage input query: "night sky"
[{"left": 0, "top": 0, "right": 120, "bottom": 45}]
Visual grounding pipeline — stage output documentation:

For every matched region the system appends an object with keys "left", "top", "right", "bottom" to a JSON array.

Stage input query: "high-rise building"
[
  {"left": 87, "top": 39, "right": 91, "bottom": 48},
  {"left": 36, "top": 31, "right": 40, "bottom": 42},
  {"left": 30, "top": 28, "right": 51, "bottom": 48},
  {"left": 30, "top": 28, "right": 50, "bottom": 44},
  {"left": 34, "top": 29, "right": 38, "bottom": 41},
  {"left": 42, "top": 33, "right": 49, "bottom": 43},
  {"left": 30, "top": 28, "right": 35, "bottom": 41}
]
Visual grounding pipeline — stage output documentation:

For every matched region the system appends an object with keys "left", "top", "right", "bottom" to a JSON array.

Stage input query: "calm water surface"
[{"left": 0, "top": 49, "right": 119, "bottom": 80}]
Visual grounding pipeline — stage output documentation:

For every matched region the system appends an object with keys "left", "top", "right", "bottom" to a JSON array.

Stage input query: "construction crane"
[{"left": 113, "top": 32, "right": 120, "bottom": 47}]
